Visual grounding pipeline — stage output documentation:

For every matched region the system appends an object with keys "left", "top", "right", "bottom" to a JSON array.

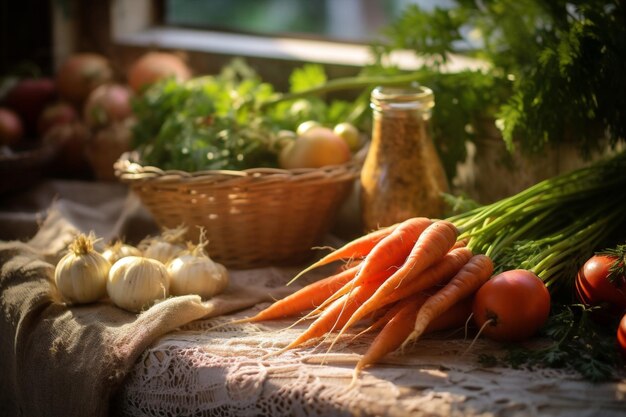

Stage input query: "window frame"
[{"left": 52, "top": 0, "right": 486, "bottom": 91}]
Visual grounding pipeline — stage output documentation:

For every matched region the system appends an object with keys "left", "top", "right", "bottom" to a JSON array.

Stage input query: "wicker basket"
[{"left": 114, "top": 153, "right": 360, "bottom": 269}]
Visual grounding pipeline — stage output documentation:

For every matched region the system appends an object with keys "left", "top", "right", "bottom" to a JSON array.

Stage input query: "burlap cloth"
[{"left": 1, "top": 181, "right": 625, "bottom": 417}]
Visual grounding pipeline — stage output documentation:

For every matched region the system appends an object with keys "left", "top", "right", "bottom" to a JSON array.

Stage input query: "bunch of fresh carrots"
[{"left": 233, "top": 217, "right": 495, "bottom": 382}]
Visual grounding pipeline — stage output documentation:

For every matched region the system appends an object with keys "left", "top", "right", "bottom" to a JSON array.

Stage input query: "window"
[
  {"left": 164, "top": 0, "right": 408, "bottom": 43},
  {"left": 110, "top": 0, "right": 475, "bottom": 76}
]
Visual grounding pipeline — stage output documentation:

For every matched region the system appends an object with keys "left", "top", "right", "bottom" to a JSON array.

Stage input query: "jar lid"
[{"left": 370, "top": 85, "right": 435, "bottom": 112}]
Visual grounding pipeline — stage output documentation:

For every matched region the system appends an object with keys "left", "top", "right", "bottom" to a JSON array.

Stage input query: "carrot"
[
  {"left": 351, "top": 294, "right": 426, "bottom": 382},
  {"left": 351, "top": 294, "right": 474, "bottom": 384},
  {"left": 350, "top": 217, "right": 433, "bottom": 286},
  {"left": 378, "top": 247, "right": 473, "bottom": 308},
  {"left": 280, "top": 279, "right": 381, "bottom": 352},
  {"left": 286, "top": 223, "right": 399, "bottom": 285},
  {"left": 425, "top": 295, "right": 474, "bottom": 334},
  {"left": 306, "top": 219, "right": 432, "bottom": 324},
  {"left": 337, "top": 240, "right": 471, "bottom": 339},
  {"left": 310, "top": 263, "right": 398, "bottom": 316},
  {"left": 349, "top": 220, "right": 458, "bottom": 319},
  {"left": 402, "top": 254, "right": 494, "bottom": 349},
  {"left": 358, "top": 300, "right": 407, "bottom": 337},
  {"left": 361, "top": 293, "right": 430, "bottom": 339},
  {"left": 451, "top": 238, "right": 468, "bottom": 249},
  {"left": 229, "top": 264, "right": 361, "bottom": 325}
]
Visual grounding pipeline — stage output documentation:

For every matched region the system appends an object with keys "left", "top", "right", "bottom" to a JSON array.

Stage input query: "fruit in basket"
[
  {"left": 44, "top": 121, "right": 92, "bottom": 177},
  {"left": 56, "top": 53, "right": 113, "bottom": 104},
  {"left": 472, "top": 269, "right": 550, "bottom": 342},
  {"left": 0, "top": 107, "right": 24, "bottom": 146},
  {"left": 333, "top": 122, "right": 360, "bottom": 151},
  {"left": 296, "top": 120, "right": 322, "bottom": 136},
  {"left": 37, "top": 101, "right": 78, "bottom": 136},
  {"left": 83, "top": 83, "right": 133, "bottom": 128},
  {"left": 85, "top": 118, "right": 134, "bottom": 181},
  {"left": 127, "top": 51, "right": 192, "bottom": 93},
  {"left": 279, "top": 126, "right": 351, "bottom": 169},
  {"left": 3, "top": 77, "right": 56, "bottom": 134}
]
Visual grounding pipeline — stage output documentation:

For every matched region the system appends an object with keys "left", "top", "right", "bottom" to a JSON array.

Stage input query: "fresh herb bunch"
[
  {"left": 447, "top": 150, "right": 626, "bottom": 297},
  {"left": 375, "top": 0, "right": 626, "bottom": 170},
  {"left": 131, "top": 60, "right": 358, "bottom": 171},
  {"left": 444, "top": 151, "right": 626, "bottom": 381}
]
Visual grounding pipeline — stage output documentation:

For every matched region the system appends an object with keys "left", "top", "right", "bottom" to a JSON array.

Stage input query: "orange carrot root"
[
  {"left": 351, "top": 294, "right": 475, "bottom": 384},
  {"left": 282, "top": 279, "right": 381, "bottom": 352},
  {"left": 337, "top": 246, "right": 472, "bottom": 342},
  {"left": 401, "top": 254, "right": 494, "bottom": 349},
  {"left": 287, "top": 223, "right": 399, "bottom": 285},
  {"left": 352, "top": 294, "right": 428, "bottom": 380},
  {"left": 351, "top": 217, "right": 433, "bottom": 287},
  {"left": 246, "top": 264, "right": 361, "bottom": 323}
]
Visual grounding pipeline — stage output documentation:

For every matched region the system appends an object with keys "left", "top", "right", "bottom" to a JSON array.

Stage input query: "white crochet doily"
[{"left": 116, "top": 299, "right": 626, "bottom": 417}]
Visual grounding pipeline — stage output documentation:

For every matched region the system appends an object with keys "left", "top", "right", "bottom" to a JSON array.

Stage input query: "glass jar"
[{"left": 360, "top": 85, "right": 449, "bottom": 231}]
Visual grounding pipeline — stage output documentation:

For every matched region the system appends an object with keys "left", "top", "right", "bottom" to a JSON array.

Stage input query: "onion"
[
  {"left": 56, "top": 53, "right": 113, "bottom": 104},
  {"left": 83, "top": 83, "right": 133, "bottom": 129},
  {"left": 0, "top": 107, "right": 24, "bottom": 146},
  {"left": 127, "top": 52, "right": 191, "bottom": 93}
]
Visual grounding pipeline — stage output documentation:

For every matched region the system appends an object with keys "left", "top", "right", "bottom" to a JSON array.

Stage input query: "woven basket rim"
[{"left": 114, "top": 151, "right": 361, "bottom": 183}]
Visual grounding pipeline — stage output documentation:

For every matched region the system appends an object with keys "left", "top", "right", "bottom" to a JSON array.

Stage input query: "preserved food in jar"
[{"left": 360, "top": 85, "right": 449, "bottom": 230}]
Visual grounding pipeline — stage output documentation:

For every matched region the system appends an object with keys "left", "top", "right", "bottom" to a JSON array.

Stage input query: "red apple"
[
  {"left": 4, "top": 77, "right": 57, "bottom": 134},
  {"left": 44, "top": 122, "right": 92, "bottom": 178},
  {"left": 38, "top": 101, "right": 79, "bottom": 136},
  {"left": 56, "top": 53, "right": 113, "bottom": 105},
  {"left": 0, "top": 107, "right": 24, "bottom": 146},
  {"left": 127, "top": 52, "right": 191, "bottom": 93},
  {"left": 83, "top": 83, "right": 133, "bottom": 128}
]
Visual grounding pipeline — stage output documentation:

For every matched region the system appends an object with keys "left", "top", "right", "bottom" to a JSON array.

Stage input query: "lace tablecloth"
[
  {"left": 115, "top": 272, "right": 626, "bottom": 417},
  {"left": 2, "top": 181, "right": 625, "bottom": 417}
]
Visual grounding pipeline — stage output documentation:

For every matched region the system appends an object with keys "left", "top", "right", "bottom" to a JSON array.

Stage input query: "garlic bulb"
[
  {"left": 167, "top": 234, "right": 229, "bottom": 298},
  {"left": 143, "top": 240, "right": 185, "bottom": 264},
  {"left": 107, "top": 256, "right": 170, "bottom": 313},
  {"left": 102, "top": 241, "right": 142, "bottom": 264},
  {"left": 55, "top": 233, "right": 110, "bottom": 304},
  {"left": 140, "top": 225, "right": 187, "bottom": 264}
]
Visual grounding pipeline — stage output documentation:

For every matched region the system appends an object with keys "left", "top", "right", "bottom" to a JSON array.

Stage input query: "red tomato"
[
  {"left": 618, "top": 314, "right": 626, "bottom": 359},
  {"left": 576, "top": 255, "right": 626, "bottom": 313},
  {"left": 473, "top": 269, "right": 551, "bottom": 342}
]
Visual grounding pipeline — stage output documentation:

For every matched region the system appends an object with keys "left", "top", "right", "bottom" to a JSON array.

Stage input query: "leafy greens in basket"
[{"left": 130, "top": 60, "right": 358, "bottom": 172}]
